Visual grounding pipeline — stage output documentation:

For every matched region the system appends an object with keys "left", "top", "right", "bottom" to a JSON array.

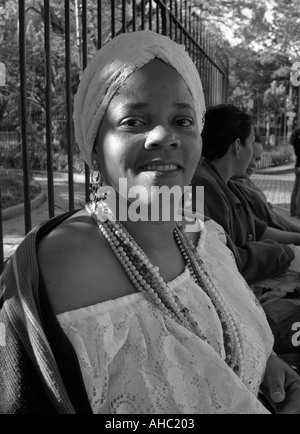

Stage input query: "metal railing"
[{"left": 0, "top": 0, "right": 229, "bottom": 272}]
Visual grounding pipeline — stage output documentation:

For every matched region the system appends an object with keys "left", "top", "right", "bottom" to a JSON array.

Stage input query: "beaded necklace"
[{"left": 86, "top": 201, "right": 245, "bottom": 380}]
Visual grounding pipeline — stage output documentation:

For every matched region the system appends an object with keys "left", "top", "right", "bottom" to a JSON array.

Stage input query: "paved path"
[
  {"left": 2, "top": 172, "right": 86, "bottom": 261},
  {"left": 252, "top": 172, "right": 294, "bottom": 211},
  {"left": 2, "top": 165, "right": 299, "bottom": 261}
]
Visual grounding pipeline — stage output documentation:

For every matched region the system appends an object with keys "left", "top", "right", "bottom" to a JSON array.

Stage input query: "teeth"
[{"left": 144, "top": 164, "right": 178, "bottom": 171}]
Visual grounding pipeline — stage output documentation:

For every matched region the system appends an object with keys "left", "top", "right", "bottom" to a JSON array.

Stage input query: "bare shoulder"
[{"left": 38, "top": 211, "right": 135, "bottom": 314}]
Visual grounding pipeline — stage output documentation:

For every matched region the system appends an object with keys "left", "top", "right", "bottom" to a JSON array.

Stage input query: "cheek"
[
  {"left": 101, "top": 135, "right": 139, "bottom": 177},
  {"left": 185, "top": 138, "right": 202, "bottom": 179},
  {"left": 245, "top": 145, "right": 253, "bottom": 162},
  {"left": 96, "top": 141, "right": 121, "bottom": 183},
  {"left": 188, "top": 136, "right": 202, "bottom": 163}
]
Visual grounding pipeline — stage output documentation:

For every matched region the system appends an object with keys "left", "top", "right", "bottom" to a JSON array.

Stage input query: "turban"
[{"left": 73, "top": 30, "right": 206, "bottom": 168}]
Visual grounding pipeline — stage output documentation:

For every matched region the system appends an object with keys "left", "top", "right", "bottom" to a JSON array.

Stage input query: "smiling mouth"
[{"left": 141, "top": 164, "right": 180, "bottom": 172}]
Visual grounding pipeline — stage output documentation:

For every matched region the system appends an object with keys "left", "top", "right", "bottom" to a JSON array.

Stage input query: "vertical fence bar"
[
  {"left": 132, "top": 0, "right": 136, "bottom": 31},
  {"left": 149, "top": 0, "right": 152, "bottom": 30},
  {"left": 214, "top": 45, "right": 218, "bottom": 105},
  {"left": 188, "top": 4, "right": 191, "bottom": 55},
  {"left": 197, "top": 16, "right": 201, "bottom": 72},
  {"left": 65, "top": 0, "right": 74, "bottom": 211},
  {"left": 192, "top": 11, "right": 196, "bottom": 62},
  {"left": 207, "top": 32, "right": 212, "bottom": 106},
  {"left": 98, "top": 0, "right": 102, "bottom": 48},
  {"left": 179, "top": 0, "right": 183, "bottom": 43},
  {"left": 207, "top": 33, "right": 211, "bottom": 105},
  {"left": 184, "top": 0, "right": 187, "bottom": 47},
  {"left": 203, "top": 26, "right": 208, "bottom": 105},
  {"left": 19, "top": 0, "right": 31, "bottom": 232},
  {"left": 44, "top": 0, "right": 55, "bottom": 218},
  {"left": 169, "top": 0, "right": 173, "bottom": 39},
  {"left": 156, "top": 0, "right": 160, "bottom": 33},
  {"left": 209, "top": 35, "right": 213, "bottom": 106},
  {"left": 122, "top": 0, "right": 126, "bottom": 33},
  {"left": 161, "top": 1, "right": 167, "bottom": 35},
  {"left": 174, "top": 0, "right": 178, "bottom": 42},
  {"left": 111, "top": 0, "right": 115, "bottom": 38},
  {"left": 141, "top": 0, "right": 145, "bottom": 29},
  {"left": 81, "top": 0, "right": 90, "bottom": 202}
]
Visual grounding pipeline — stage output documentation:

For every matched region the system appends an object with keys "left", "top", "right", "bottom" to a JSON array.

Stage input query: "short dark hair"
[
  {"left": 290, "top": 128, "right": 300, "bottom": 148},
  {"left": 201, "top": 105, "right": 253, "bottom": 161}
]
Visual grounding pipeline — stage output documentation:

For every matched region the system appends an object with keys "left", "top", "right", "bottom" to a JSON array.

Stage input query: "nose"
[{"left": 144, "top": 125, "right": 181, "bottom": 150}]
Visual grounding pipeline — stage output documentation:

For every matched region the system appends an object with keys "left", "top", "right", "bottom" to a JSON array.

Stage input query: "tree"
[
  {"left": 190, "top": 0, "right": 299, "bottom": 139},
  {"left": 0, "top": 0, "right": 20, "bottom": 128}
]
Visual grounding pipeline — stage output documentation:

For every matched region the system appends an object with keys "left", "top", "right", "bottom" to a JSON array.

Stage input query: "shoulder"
[
  {"left": 38, "top": 210, "right": 100, "bottom": 270},
  {"left": 37, "top": 211, "right": 134, "bottom": 314},
  {"left": 192, "top": 163, "right": 216, "bottom": 187}
]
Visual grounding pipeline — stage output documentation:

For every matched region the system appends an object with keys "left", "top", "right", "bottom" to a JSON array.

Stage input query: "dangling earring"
[
  {"left": 184, "top": 184, "right": 193, "bottom": 208},
  {"left": 89, "top": 160, "right": 110, "bottom": 207}
]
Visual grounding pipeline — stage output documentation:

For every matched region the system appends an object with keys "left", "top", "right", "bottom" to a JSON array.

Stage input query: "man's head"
[
  {"left": 291, "top": 128, "right": 300, "bottom": 148},
  {"left": 246, "top": 136, "right": 263, "bottom": 177},
  {"left": 201, "top": 104, "right": 255, "bottom": 176}
]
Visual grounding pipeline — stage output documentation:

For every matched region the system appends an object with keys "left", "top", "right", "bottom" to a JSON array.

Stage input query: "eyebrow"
[
  {"left": 121, "top": 103, "right": 148, "bottom": 110},
  {"left": 173, "top": 103, "right": 195, "bottom": 111}
]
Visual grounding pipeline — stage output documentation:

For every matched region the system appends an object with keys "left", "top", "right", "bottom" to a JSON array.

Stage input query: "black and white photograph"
[{"left": 1, "top": 0, "right": 300, "bottom": 416}]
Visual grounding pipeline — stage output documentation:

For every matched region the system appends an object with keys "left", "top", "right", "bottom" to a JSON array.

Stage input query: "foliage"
[
  {"left": 194, "top": 0, "right": 299, "bottom": 137},
  {"left": 271, "top": 151, "right": 292, "bottom": 167},
  {"left": 0, "top": 0, "right": 20, "bottom": 127},
  {"left": 0, "top": 168, "right": 42, "bottom": 209}
]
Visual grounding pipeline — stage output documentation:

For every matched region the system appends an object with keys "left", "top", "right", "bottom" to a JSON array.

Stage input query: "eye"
[
  {"left": 174, "top": 117, "right": 194, "bottom": 127},
  {"left": 120, "top": 118, "right": 146, "bottom": 127}
]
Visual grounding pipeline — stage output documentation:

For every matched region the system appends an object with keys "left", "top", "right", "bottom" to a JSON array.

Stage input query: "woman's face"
[{"left": 94, "top": 59, "right": 202, "bottom": 202}]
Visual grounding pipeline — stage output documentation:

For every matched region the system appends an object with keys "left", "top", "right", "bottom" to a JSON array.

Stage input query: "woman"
[{"left": 1, "top": 31, "right": 300, "bottom": 414}]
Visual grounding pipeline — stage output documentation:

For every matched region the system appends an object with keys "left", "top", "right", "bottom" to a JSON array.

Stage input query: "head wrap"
[{"left": 73, "top": 30, "right": 206, "bottom": 168}]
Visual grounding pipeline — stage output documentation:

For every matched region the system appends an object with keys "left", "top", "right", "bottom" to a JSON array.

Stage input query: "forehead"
[{"left": 111, "top": 59, "right": 194, "bottom": 106}]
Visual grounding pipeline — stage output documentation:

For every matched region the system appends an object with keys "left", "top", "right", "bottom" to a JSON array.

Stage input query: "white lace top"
[{"left": 57, "top": 220, "right": 274, "bottom": 414}]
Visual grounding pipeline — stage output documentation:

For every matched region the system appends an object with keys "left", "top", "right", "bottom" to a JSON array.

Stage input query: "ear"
[{"left": 232, "top": 138, "right": 241, "bottom": 159}]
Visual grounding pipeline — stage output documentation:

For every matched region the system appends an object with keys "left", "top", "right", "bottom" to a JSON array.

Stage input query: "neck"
[
  {"left": 209, "top": 157, "right": 234, "bottom": 184},
  {"left": 112, "top": 193, "right": 181, "bottom": 250},
  {"left": 122, "top": 219, "right": 178, "bottom": 255}
]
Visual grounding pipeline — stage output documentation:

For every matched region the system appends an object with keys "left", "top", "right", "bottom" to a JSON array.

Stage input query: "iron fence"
[{"left": 0, "top": 0, "right": 229, "bottom": 272}]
